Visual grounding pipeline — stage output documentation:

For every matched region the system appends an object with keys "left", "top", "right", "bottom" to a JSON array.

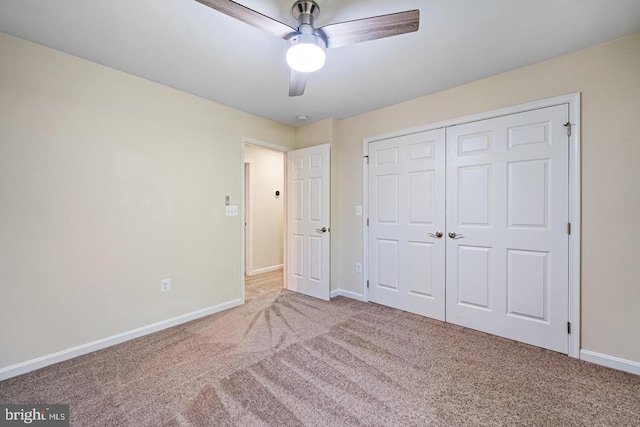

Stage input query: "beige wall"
[
  {"left": 294, "top": 119, "right": 333, "bottom": 149},
  {"left": 335, "top": 33, "right": 640, "bottom": 363},
  {"left": 0, "top": 32, "right": 294, "bottom": 369},
  {"left": 244, "top": 144, "right": 284, "bottom": 273}
]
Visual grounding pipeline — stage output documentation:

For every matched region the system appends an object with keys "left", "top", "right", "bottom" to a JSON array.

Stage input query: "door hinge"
[
  {"left": 367, "top": 280, "right": 369, "bottom": 289},
  {"left": 364, "top": 155, "right": 369, "bottom": 165},
  {"left": 564, "top": 122, "right": 572, "bottom": 137},
  {"left": 567, "top": 222, "right": 571, "bottom": 235},
  {"left": 366, "top": 218, "right": 369, "bottom": 226},
  {"left": 567, "top": 321, "right": 571, "bottom": 334}
]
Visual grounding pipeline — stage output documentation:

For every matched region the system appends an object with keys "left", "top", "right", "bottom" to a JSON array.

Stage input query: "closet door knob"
[
  {"left": 428, "top": 231, "right": 443, "bottom": 239},
  {"left": 448, "top": 232, "right": 465, "bottom": 239}
]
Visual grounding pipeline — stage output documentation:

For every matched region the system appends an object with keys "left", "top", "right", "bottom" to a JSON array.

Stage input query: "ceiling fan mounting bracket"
[{"left": 292, "top": 0, "right": 320, "bottom": 28}]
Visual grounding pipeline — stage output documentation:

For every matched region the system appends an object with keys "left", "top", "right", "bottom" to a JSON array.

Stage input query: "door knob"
[
  {"left": 448, "top": 232, "right": 465, "bottom": 239},
  {"left": 428, "top": 231, "right": 443, "bottom": 239},
  {"left": 316, "top": 227, "right": 328, "bottom": 233}
]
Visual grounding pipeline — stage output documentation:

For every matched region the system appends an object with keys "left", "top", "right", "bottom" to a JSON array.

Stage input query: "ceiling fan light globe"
[{"left": 286, "top": 34, "right": 326, "bottom": 73}]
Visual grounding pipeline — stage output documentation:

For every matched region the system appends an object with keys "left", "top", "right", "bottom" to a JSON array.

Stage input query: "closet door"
[
  {"left": 368, "top": 129, "right": 446, "bottom": 319},
  {"left": 445, "top": 105, "right": 570, "bottom": 353}
]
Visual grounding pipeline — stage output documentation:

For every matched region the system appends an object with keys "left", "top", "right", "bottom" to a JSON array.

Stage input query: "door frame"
[
  {"left": 241, "top": 136, "right": 291, "bottom": 304},
  {"left": 362, "top": 93, "right": 581, "bottom": 358},
  {"left": 244, "top": 160, "right": 252, "bottom": 275}
]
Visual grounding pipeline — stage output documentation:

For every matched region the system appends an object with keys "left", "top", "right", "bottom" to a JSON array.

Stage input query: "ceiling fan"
[{"left": 194, "top": 0, "right": 420, "bottom": 96}]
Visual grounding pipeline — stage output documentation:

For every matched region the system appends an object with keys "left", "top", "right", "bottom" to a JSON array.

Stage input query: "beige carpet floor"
[
  {"left": 1, "top": 271, "right": 639, "bottom": 426},
  {"left": 244, "top": 269, "right": 283, "bottom": 302}
]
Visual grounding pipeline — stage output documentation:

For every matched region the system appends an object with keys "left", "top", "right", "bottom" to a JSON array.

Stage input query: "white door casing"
[
  {"left": 445, "top": 105, "right": 569, "bottom": 353},
  {"left": 286, "top": 144, "right": 331, "bottom": 300},
  {"left": 368, "top": 130, "right": 446, "bottom": 319},
  {"left": 244, "top": 161, "right": 251, "bottom": 275}
]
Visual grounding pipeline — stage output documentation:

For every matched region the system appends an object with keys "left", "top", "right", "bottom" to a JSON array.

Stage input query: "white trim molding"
[
  {"left": 0, "top": 299, "right": 242, "bottom": 381},
  {"left": 244, "top": 159, "right": 254, "bottom": 278},
  {"left": 580, "top": 350, "right": 640, "bottom": 376},
  {"left": 331, "top": 289, "right": 366, "bottom": 302},
  {"left": 250, "top": 264, "right": 284, "bottom": 275},
  {"left": 243, "top": 136, "right": 293, "bottom": 153}
]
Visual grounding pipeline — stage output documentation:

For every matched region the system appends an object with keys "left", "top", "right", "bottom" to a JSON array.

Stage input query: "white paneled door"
[
  {"left": 286, "top": 144, "right": 330, "bottom": 301},
  {"left": 368, "top": 130, "right": 446, "bottom": 319},
  {"left": 368, "top": 104, "right": 570, "bottom": 354},
  {"left": 446, "top": 105, "right": 569, "bottom": 353}
]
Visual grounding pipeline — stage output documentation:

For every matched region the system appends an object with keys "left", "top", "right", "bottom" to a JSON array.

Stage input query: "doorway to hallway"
[{"left": 244, "top": 143, "right": 285, "bottom": 279}]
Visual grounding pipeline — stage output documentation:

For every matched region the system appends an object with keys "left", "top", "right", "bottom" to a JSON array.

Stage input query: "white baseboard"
[
  {"left": 0, "top": 299, "right": 242, "bottom": 382},
  {"left": 330, "top": 289, "right": 366, "bottom": 302},
  {"left": 580, "top": 349, "right": 640, "bottom": 376},
  {"left": 247, "top": 264, "right": 283, "bottom": 276}
]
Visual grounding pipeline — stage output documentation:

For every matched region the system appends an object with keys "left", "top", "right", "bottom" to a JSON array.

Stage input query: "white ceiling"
[{"left": 1, "top": 0, "right": 639, "bottom": 127}]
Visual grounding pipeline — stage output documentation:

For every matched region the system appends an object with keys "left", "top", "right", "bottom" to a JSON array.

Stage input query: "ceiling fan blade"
[
  {"left": 195, "top": 0, "right": 294, "bottom": 39},
  {"left": 318, "top": 10, "right": 419, "bottom": 49},
  {"left": 289, "top": 70, "right": 309, "bottom": 97}
]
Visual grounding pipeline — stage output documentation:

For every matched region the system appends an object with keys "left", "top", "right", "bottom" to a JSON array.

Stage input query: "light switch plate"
[
  {"left": 225, "top": 206, "right": 239, "bottom": 216},
  {"left": 356, "top": 205, "right": 363, "bottom": 216}
]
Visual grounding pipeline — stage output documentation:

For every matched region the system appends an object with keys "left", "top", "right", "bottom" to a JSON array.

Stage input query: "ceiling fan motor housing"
[{"left": 289, "top": 0, "right": 326, "bottom": 53}]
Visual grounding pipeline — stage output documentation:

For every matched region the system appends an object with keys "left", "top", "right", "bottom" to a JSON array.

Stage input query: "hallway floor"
[{"left": 245, "top": 269, "right": 283, "bottom": 302}]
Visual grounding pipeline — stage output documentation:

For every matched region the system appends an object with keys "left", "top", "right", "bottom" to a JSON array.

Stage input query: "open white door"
[{"left": 286, "top": 144, "right": 330, "bottom": 300}]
